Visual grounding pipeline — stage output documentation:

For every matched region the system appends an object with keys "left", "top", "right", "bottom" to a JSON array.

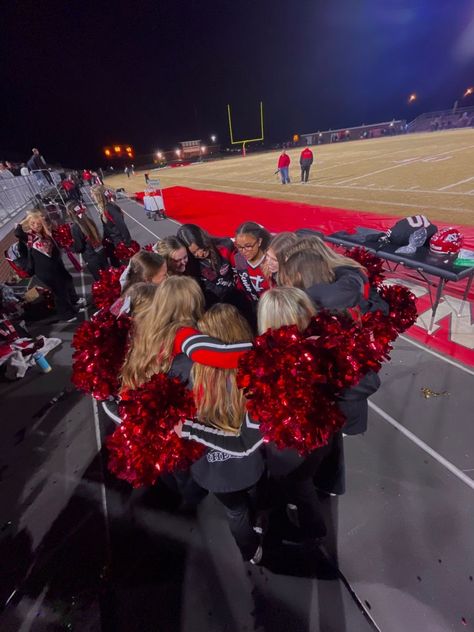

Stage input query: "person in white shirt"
[{"left": 20, "top": 163, "right": 30, "bottom": 177}]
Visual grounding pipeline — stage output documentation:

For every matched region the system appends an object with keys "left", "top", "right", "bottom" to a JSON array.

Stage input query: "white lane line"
[
  {"left": 120, "top": 204, "right": 161, "bottom": 239},
  {"left": 368, "top": 401, "right": 474, "bottom": 491},
  {"left": 438, "top": 176, "right": 474, "bottom": 191},
  {"left": 79, "top": 258, "right": 111, "bottom": 551},
  {"left": 398, "top": 334, "right": 474, "bottom": 376}
]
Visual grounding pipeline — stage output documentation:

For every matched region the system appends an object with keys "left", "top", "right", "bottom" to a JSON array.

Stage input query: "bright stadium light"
[
  {"left": 463, "top": 87, "right": 473, "bottom": 97},
  {"left": 408, "top": 93, "right": 417, "bottom": 103},
  {"left": 156, "top": 151, "right": 163, "bottom": 159},
  {"left": 201, "top": 145, "right": 206, "bottom": 153},
  {"left": 175, "top": 149, "right": 181, "bottom": 157},
  {"left": 210, "top": 135, "right": 216, "bottom": 143}
]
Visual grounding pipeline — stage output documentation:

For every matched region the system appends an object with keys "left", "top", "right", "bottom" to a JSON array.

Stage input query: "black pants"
[
  {"left": 279, "top": 443, "right": 334, "bottom": 539},
  {"left": 85, "top": 251, "right": 110, "bottom": 281},
  {"left": 46, "top": 274, "right": 78, "bottom": 319},
  {"left": 215, "top": 487, "right": 260, "bottom": 561},
  {"left": 301, "top": 165, "right": 311, "bottom": 182}
]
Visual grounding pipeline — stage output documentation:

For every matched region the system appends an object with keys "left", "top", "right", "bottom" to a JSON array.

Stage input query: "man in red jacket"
[
  {"left": 299, "top": 145, "right": 314, "bottom": 183},
  {"left": 277, "top": 150, "right": 291, "bottom": 184}
]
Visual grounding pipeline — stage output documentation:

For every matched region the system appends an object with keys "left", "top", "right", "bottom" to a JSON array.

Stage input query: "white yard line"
[
  {"left": 369, "top": 401, "right": 474, "bottom": 491},
  {"left": 438, "top": 176, "right": 474, "bottom": 191},
  {"left": 398, "top": 334, "right": 474, "bottom": 376},
  {"left": 334, "top": 143, "right": 474, "bottom": 185}
]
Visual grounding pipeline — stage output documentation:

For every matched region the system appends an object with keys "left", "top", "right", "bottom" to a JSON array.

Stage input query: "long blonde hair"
[
  {"left": 279, "top": 250, "right": 335, "bottom": 288},
  {"left": 121, "top": 276, "right": 204, "bottom": 389},
  {"left": 122, "top": 282, "right": 158, "bottom": 317},
  {"left": 90, "top": 185, "right": 107, "bottom": 215},
  {"left": 22, "top": 210, "right": 52, "bottom": 236},
  {"left": 258, "top": 286, "right": 317, "bottom": 334},
  {"left": 284, "top": 236, "right": 366, "bottom": 274},
  {"left": 192, "top": 304, "right": 252, "bottom": 433}
]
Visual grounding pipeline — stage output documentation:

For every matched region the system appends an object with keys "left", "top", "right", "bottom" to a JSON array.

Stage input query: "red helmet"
[{"left": 429, "top": 227, "right": 463, "bottom": 255}]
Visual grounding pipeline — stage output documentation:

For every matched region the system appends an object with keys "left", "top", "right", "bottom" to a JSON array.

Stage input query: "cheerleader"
[
  {"left": 263, "top": 231, "right": 298, "bottom": 286},
  {"left": 282, "top": 235, "right": 369, "bottom": 310},
  {"left": 181, "top": 287, "right": 342, "bottom": 545},
  {"left": 280, "top": 238, "right": 383, "bottom": 435},
  {"left": 66, "top": 201, "right": 109, "bottom": 281},
  {"left": 176, "top": 224, "right": 235, "bottom": 305},
  {"left": 111, "top": 251, "right": 167, "bottom": 315},
  {"left": 91, "top": 185, "right": 132, "bottom": 267},
  {"left": 22, "top": 210, "right": 84, "bottom": 323},
  {"left": 233, "top": 222, "right": 272, "bottom": 302},
  {"left": 153, "top": 236, "right": 190, "bottom": 275},
  {"left": 177, "top": 304, "right": 264, "bottom": 562},
  {"left": 120, "top": 276, "right": 253, "bottom": 392}
]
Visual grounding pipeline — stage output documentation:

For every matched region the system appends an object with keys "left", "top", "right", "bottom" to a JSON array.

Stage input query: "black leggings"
[{"left": 215, "top": 487, "right": 260, "bottom": 561}]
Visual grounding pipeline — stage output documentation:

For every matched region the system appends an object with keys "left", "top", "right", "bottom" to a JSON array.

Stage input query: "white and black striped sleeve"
[{"left": 181, "top": 414, "right": 263, "bottom": 456}]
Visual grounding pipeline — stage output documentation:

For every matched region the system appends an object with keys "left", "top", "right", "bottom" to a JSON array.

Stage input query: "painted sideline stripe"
[
  {"left": 438, "top": 176, "right": 474, "bottom": 191},
  {"left": 369, "top": 401, "right": 474, "bottom": 491},
  {"left": 398, "top": 334, "right": 474, "bottom": 376}
]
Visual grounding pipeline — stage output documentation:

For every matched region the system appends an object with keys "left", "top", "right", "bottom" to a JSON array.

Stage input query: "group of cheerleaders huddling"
[{"left": 72, "top": 217, "right": 417, "bottom": 564}]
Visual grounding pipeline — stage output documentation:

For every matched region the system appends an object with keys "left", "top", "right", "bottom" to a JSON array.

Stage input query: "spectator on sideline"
[
  {"left": 20, "top": 163, "right": 30, "bottom": 176},
  {"left": 299, "top": 146, "right": 314, "bottom": 183},
  {"left": 21, "top": 210, "right": 85, "bottom": 322},
  {"left": 0, "top": 162, "right": 14, "bottom": 178},
  {"left": 91, "top": 185, "right": 132, "bottom": 267},
  {"left": 27, "top": 148, "right": 53, "bottom": 185},
  {"left": 277, "top": 150, "right": 291, "bottom": 184}
]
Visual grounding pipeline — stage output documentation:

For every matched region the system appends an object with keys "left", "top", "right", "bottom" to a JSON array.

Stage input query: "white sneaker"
[
  {"left": 76, "top": 298, "right": 87, "bottom": 307},
  {"left": 63, "top": 315, "right": 78, "bottom": 323}
]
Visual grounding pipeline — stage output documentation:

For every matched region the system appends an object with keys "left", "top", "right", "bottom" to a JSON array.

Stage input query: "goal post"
[{"left": 227, "top": 101, "right": 264, "bottom": 156}]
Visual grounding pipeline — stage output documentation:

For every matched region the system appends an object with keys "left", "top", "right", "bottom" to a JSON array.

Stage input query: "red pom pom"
[
  {"left": 345, "top": 247, "right": 385, "bottom": 286},
  {"left": 92, "top": 266, "right": 125, "bottom": 310},
  {"left": 72, "top": 309, "right": 131, "bottom": 400},
  {"left": 114, "top": 240, "right": 140, "bottom": 262},
  {"left": 378, "top": 283, "right": 417, "bottom": 333},
  {"left": 52, "top": 224, "right": 74, "bottom": 249},
  {"left": 106, "top": 374, "right": 205, "bottom": 486}
]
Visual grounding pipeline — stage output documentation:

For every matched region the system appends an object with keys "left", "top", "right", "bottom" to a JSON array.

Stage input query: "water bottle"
[{"left": 33, "top": 351, "right": 52, "bottom": 373}]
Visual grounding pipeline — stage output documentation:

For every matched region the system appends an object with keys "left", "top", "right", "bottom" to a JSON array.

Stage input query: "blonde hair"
[
  {"left": 121, "top": 251, "right": 166, "bottom": 293},
  {"left": 285, "top": 236, "right": 365, "bottom": 274},
  {"left": 263, "top": 231, "right": 298, "bottom": 278},
  {"left": 121, "top": 276, "right": 204, "bottom": 389},
  {"left": 279, "top": 250, "right": 335, "bottom": 288},
  {"left": 90, "top": 185, "right": 107, "bottom": 214},
  {"left": 258, "top": 286, "right": 317, "bottom": 334},
  {"left": 192, "top": 304, "right": 252, "bottom": 433},
  {"left": 153, "top": 236, "right": 187, "bottom": 274},
  {"left": 22, "top": 210, "right": 52, "bottom": 236},
  {"left": 122, "top": 282, "right": 158, "bottom": 317}
]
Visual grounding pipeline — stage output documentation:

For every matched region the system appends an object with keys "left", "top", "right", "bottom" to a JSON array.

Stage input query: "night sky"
[{"left": 2, "top": 0, "right": 474, "bottom": 167}]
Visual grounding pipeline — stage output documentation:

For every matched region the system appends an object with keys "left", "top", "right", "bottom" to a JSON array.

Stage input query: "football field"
[{"left": 106, "top": 129, "right": 474, "bottom": 226}]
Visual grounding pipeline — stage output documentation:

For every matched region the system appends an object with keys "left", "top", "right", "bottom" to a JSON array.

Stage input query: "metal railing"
[{"left": 0, "top": 170, "right": 65, "bottom": 232}]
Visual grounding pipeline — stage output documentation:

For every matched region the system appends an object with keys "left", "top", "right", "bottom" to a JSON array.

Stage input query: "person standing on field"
[
  {"left": 277, "top": 150, "right": 291, "bottom": 184},
  {"left": 299, "top": 145, "right": 314, "bottom": 183}
]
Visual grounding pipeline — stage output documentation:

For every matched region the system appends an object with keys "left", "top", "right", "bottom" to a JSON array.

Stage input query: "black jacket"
[
  {"left": 102, "top": 203, "right": 132, "bottom": 246},
  {"left": 71, "top": 224, "right": 105, "bottom": 262},
  {"left": 306, "top": 265, "right": 366, "bottom": 310}
]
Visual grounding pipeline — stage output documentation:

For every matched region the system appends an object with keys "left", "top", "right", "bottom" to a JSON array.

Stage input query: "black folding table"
[{"left": 323, "top": 227, "right": 474, "bottom": 334}]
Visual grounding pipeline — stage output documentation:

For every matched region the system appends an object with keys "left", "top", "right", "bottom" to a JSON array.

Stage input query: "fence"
[
  {"left": 0, "top": 170, "right": 64, "bottom": 232},
  {"left": 299, "top": 120, "right": 407, "bottom": 146}
]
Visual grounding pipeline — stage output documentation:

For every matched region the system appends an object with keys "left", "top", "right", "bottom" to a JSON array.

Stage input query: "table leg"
[
  {"left": 428, "top": 278, "right": 445, "bottom": 335},
  {"left": 457, "top": 273, "right": 474, "bottom": 317}
]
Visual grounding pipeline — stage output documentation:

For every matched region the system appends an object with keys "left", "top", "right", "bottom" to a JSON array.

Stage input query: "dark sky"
[{"left": 2, "top": 0, "right": 474, "bottom": 167}]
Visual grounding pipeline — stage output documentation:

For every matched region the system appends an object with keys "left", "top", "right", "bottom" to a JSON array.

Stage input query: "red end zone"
[{"left": 138, "top": 186, "right": 474, "bottom": 366}]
